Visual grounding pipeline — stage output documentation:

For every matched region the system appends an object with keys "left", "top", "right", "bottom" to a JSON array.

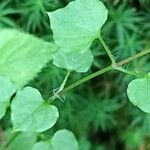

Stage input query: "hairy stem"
[
  {"left": 4, "top": 49, "right": 150, "bottom": 148},
  {"left": 98, "top": 35, "right": 116, "bottom": 65},
  {"left": 60, "top": 48, "right": 150, "bottom": 94},
  {"left": 62, "top": 65, "right": 113, "bottom": 93},
  {"left": 117, "top": 49, "right": 150, "bottom": 66},
  {"left": 116, "top": 67, "right": 137, "bottom": 76}
]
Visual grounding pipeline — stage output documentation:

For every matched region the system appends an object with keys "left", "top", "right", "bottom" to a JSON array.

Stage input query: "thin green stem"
[
  {"left": 60, "top": 48, "right": 150, "bottom": 95},
  {"left": 4, "top": 49, "right": 150, "bottom": 148},
  {"left": 57, "top": 70, "right": 71, "bottom": 93},
  {"left": 116, "top": 67, "right": 137, "bottom": 76},
  {"left": 117, "top": 49, "right": 150, "bottom": 66},
  {"left": 98, "top": 35, "right": 116, "bottom": 65},
  {"left": 49, "top": 70, "right": 71, "bottom": 102},
  {"left": 60, "top": 65, "right": 113, "bottom": 94},
  {"left": 5, "top": 132, "right": 20, "bottom": 148}
]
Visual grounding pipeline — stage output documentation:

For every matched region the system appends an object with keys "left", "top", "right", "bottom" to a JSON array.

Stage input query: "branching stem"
[
  {"left": 98, "top": 35, "right": 116, "bottom": 65},
  {"left": 115, "top": 67, "right": 137, "bottom": 76},
  {"left": 117, "top": 49, "right": 150, "bottom": 66},
  {"left": 59, "top": 48, "right": 150, "bottom": 95},
  {"left": 5, "top": 48, "right": 150, "bottom": 148},
  {"left": 62, "top": 65, "right": 113, "bottom": 93}
]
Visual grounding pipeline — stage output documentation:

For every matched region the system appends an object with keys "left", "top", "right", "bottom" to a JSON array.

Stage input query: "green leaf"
[
  {"left": 32, "top": 141, "right": 52, "bottom": 150},
  {"left": 0, "top": 29, "right": 58, "bottom": 88},
  {"left": 32, "top": 129, "right": 78, "bottom": 150},
  {"left": 53, "top": 49, "right": 93, "bottom": 72},
  {"left": 7, "top": 132, "right": 36, "bottom": 150},
  {"left": 11, "top": 87, "right": 59, "bottom": 132},
  {"left": 48, "top": 0, "right": 108, "bottom": 53},
  {"left": 51, "top": 129, "right": 78, "bottom": 150},
  {"left": 0, "top": 76, "right": 16, "bottom": 119},
  {"left": 127, "top": 77, "right": 150, "bottom": 113}
]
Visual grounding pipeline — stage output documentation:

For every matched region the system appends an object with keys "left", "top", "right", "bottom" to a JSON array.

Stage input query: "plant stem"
[
  {"left": 115, "top": 67, "right": 137, "bottom": 76},
  {"left": 117, "top": 49, "right": 150, "bottom": 66},
  {"left": 49, "top": 70, "right": 71, "bottom": 102},
  {"left": 56, "top": 71, "right": 71, "bottom": 93},
  {"left": 5, "top": 132, "right": 20, "bottom": 148},
  {"left": 4, "top": 50, "right": 150, "bottom": 148},
  {"left": 60, "top": 48, "right": 150, "bottom": 94},
  {"left": 62, "top": 65, "right": 113, "bottom": 93},
  {"left": 98, "top": 35, "right": 116, "bottom": 65}
]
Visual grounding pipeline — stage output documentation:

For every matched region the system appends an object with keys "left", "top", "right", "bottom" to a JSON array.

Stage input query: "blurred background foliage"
[{"left": 0, "top": 0, "right": 150, "bottom": 150}]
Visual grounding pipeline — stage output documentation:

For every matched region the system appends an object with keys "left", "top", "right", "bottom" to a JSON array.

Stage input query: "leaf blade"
[
  {"left": 51, "top": 129, "right": 78, "bottom": 150},
  {"left": 0, "top": 29, "right": 58, "bottom": 88},
  {"left": 127, "top": 77, "right": 150, "bottom": 113},
  {"left": 48, "top": 0, "right": 108, "bottom": 53},
  {"left": 11, "top": 87, "right": 59, "bottom": 132},
  {"left": 0, "top": 76, "right": 16, "bottom": 119}
]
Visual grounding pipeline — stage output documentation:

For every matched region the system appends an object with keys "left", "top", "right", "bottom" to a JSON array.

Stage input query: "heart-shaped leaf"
[
  {"left": 48, "top": 0, "right": 108, "bottom": 53},
  {"left": 127, "top": 77, "right": 150, "bottom": 113},
  {"left": 0, "top": 76, "right": 16, "bottom": 119},
  {"left": 0, "top": 29, "right": 58, "bottom": 88},
  {"left": 53, "top": 49, "right": 93, "bottom": 72},
  {"left": 32, "top": 129, "right": 78, "bottom": 150},
  {"left": 11, "top": 87, "right": 59, "bottom": 132},
  {"left": 51, "top": 129, "right": 78, "bottom": 150}
]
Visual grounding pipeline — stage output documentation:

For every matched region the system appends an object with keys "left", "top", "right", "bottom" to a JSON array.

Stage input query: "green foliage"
[
  {"left": 0, "top": 0, "right": 17, "bottom": 28},
  {"left": 7, "top": 132, "right": 36, "bottom": 150},
  {"left": 127, "top": 77, "right": 150, "bottom": 113},
  {"left": 139, "top": 0, "right": 150, "bottom": 8},
  {"left": 32, "top": 141, "right": 52, "bottom": 150},
  {"left": 122, "top": 128, "right": 144, "bottom": 150},
  {"left": 0, "top": 0, "right": 150, "bottom": 150},
  {"left": 48, "top": 0, "right": 108, "bottom": 53},
  {"left": 109, "top": 2, "right": 143, "bottom": 59},
  {"left": 48, "top": 0, "right": 108, "bottom": 72},
  {"left": 51, "top": 129, "right": 78, "bottom": 150},
  {"left": 32, "top": 129, "right": 78, "bottom": 150},
  {"left": 80, "top": 97, "right": 119, "bottom": 131},
  {"left": 16, "top": 0, "right": 60, "bottom": 32},
  {"left": 78, "top": 137, "right": 91, "bottom": 150},
  {"left": 0, "top": 76, "right": 16, "bottom": 119},
  {"left": 11, "top": 87, "right": 59, "bottom": 132},
  {"left": 0, "top": 29, "right": 58, "bottom": 88}
]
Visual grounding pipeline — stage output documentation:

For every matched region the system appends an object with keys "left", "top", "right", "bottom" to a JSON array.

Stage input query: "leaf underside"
[
  {"left": 53, "top": 49, "right": 93, "bottom": 72},
  {"left": 48, "top": 0, "right": 108, "bottom": 72}
]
